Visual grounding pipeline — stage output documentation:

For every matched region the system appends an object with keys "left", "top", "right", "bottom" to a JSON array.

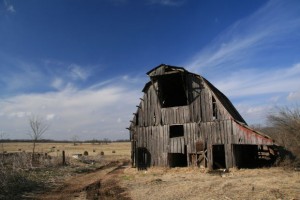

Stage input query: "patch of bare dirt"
[
  {"left": 36, "top": 160, "right": 130, "bottom": 200},
  {"left": 97, "top": 161, "right": 131, "bottom": 200}
]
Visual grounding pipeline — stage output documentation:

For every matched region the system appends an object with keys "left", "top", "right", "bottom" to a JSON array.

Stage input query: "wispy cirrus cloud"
[
  {"left": 210, "top": 62, "right": 300, "bottom": 124},
  {"left": 0, "top": 58, "right": 47, "bottom": 94},
  {"left": 187, "top": 0, "right": 300, "bottom": 72},
  {"left": 69, "top": 64, "right": 90, "bottom": 81},
  {"left": 185, "top": 0, "right": 300, "bottom": 124},
  {"left": 3, "top": 0, "right": 15, "bottom": 13},
  {"left": 0, "top": 55, "right": 97, "bottom": 95},
  {"left": 214, "top": 63, "right": 300, "bottom": 98}
]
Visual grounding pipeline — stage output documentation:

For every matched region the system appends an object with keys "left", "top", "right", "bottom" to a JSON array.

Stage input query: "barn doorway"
[
  {"left": 233, "top": 145, "right": 258, "bottom": 168},
  {"left": 169, "top": 145, "right": 187, "bottom": 167},
  {"left": 136, "top": 148, "right": 151, "bottom": 170},
  {"left": 212, "top": 145, "right": 226, "bottom": 169}
]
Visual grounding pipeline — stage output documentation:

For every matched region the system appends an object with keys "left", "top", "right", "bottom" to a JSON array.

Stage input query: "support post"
[{"left": 62, "top": 150, "right": 66, "bottom": 166}]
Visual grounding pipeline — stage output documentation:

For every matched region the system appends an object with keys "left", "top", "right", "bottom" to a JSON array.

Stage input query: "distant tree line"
[{"left": 0, "top": 138, "right": 130, "bottom": 143}]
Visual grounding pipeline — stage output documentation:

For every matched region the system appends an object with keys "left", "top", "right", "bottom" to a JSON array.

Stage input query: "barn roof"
[
  {"left": 203, "top": 77, "right": 246, "bottom": 124},
  {"left": 146, "top": 64, "right": 187, "bottom": 76},
  {"left": 142, "top": 64, "right": 246, "bottom": 124},
  {"left": 142, "top": 81, "right": 152, "bottom": 93}
]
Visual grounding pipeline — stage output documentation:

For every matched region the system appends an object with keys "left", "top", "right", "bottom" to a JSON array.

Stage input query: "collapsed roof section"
[{"left": 143, "top": 64, "right": 246, "bottom": 123}]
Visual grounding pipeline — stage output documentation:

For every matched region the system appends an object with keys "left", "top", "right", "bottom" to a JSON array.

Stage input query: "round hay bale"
[{"left": 83, "top": 151, "right": 89, "bottom": 156}]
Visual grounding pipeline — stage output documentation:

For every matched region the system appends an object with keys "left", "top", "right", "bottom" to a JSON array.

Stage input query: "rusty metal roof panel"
[{"left": 234, "top": 120, "right": 274, "bottom": 145}]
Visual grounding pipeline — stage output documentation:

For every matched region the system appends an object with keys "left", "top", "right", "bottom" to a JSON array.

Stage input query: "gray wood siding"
[
  {"left": 169, "top": 137, "right": 185, "bottom": 153},
  {"left": 130, "top": 65, "right": 275, "bottom": 168},
  {"left": 184, "top": 123, "right": 198, "bottom": 153},
  {"left": 135, "top": 125, "right": 169, "bottom": 166},
  {"left": 136, "top": 84, "right": 162, "bottom": 127},
  {"left": 161, "top": 106, "right": 190, "bottom": 124}
]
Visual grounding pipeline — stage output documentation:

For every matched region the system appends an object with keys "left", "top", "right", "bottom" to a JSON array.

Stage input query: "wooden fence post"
[{"left": 62, "top": 150, "right": 66, "bottom": 166}]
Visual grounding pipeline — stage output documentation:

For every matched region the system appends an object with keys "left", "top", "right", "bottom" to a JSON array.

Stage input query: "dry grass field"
[
  {"left": 122, "top": 167, "right": 300, "bottom": 200},
  {"left": 2, "top": 142, "right": 130, "bottom": 158},
  {"left": 1, "top": 142, "right": 300, "bottom": 199}
]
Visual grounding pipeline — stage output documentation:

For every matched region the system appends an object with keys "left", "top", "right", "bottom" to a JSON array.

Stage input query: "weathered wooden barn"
[{"left": 128, "top": 64, "right": 277, "bottom": 169}]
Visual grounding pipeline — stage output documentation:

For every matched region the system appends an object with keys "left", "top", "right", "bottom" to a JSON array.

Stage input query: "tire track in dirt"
[
  {"left": 39, "top": 160, "right": 131, "bottom": 200},
  {"left": 97, "top": 162, "right": 131, "bottom": 200}
]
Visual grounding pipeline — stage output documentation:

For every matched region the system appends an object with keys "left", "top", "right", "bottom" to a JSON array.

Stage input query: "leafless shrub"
[
  {"left": 0, "top": 152, "right": 32, "bottom": 169},
  {"left": 0, "top": 168, "right": 41, "bottom": 199},
  {"left": 267, "top": 106, "right": 300, "bottom": 146},
  {"left": 274, "top": 156, "right": 294, "bottom": 169},
  {"left": 266, "top": 105, "right": 300, "bottom": 167},
  {"left": 0, "top": 153, "right": 44, "bottom": 199}
]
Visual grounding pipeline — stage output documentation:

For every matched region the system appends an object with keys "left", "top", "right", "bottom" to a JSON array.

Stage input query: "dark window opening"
[
  {"left": 169, "top": 145, "right": 187, "bottom": 167},
  {"left": 212, "top": 145, "right": 226, "bottom": 169},
  {"left": 212, "top": 96, "right": 217, "bottom": 120},
  {"left": 136, "top": 147, "right": 151, "bottom": 170},
  {"left": 170, "top": 125, "right": 184, "bottom": 138},
  {"left": 158, "top": 73, "right": 188, "bottom": 108}
]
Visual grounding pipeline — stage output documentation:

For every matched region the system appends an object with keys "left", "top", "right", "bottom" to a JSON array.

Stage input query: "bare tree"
[
  {"left": 71, "top": 135, "right": 79, "bottom": 146},
  {"left": 28, "top": 115, "right": 49, "bottom": 161},
  {"left": 103, "top": 138, "right": 111, "bottom": 144},
  {"left": 267, "top": 106, "right": 300, "bottom": 148}
]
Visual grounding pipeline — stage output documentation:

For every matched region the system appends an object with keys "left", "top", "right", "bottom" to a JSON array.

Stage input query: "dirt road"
[{"left": 39, "top": 161, "right": 131, "bottom": 200}]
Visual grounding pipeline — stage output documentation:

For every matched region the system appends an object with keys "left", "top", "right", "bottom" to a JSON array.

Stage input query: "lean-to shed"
[{"left": 128, "top": 64, "right": 277, "bottom": 169}]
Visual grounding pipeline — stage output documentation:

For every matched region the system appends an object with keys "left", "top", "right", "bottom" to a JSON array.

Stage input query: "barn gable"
[{"left": 129, "top": 64, "right": 277, "bottom": 169}]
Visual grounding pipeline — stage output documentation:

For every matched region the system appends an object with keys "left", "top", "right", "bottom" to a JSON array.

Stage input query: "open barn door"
[
  {"left": 137, "top": 148, "right": 151, "bottom": 170},
  {"left": 168, "top": 145, "right": 187, "bottom": 167},
  {"left": 212, "top": 145, "right": 226, "bottom": 169}
]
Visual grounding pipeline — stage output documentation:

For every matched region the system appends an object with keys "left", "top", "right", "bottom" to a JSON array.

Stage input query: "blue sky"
[{"left": 0, "top": 0, "right": 300, "bottom": 140}]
